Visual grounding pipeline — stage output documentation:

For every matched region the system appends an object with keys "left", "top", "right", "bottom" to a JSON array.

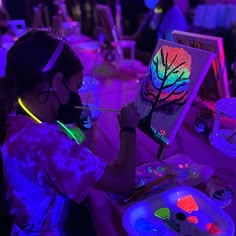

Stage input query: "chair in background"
[
  {"left": 51, "top": 14, "right": 64, "bottom": 35},
  {"left": 62, "top": 21, "right": 80, "bottom": 43},
  {"left": 95, "top": 4, "right": 136, "bottom": 68},
  {"left": 8, "top": 19, "right": 26, "bottom": 38},
  {"left": 0, "top": 47, "right": 7, "bottom": 78},
  {"left": 111, "top": 27, "right": 136, "bottom": 67},
  {"left": 54, "top": 0, "right": 72, "bottom": 23},
  {"left": 31, "top": 4, "right": 44, "bottom": 29},
  {"left": 95, "top": 4, "right": 115, "bottom": 43}
]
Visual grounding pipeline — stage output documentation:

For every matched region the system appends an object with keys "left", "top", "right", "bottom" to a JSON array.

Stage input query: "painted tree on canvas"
[{"left": 139, "top": 46, "right": 192, "bottom": 127}]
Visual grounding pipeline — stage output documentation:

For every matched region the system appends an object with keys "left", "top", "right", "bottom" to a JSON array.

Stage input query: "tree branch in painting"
[{"left": 139, "top": 45, "right": 192, "bottom": 130}]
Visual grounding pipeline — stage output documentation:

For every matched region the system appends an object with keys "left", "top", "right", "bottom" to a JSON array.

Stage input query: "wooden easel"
[
  {"left": 138, "top": 124, "right": 167, "bottom": 161},
  {"left": 156, "top": 141, "right": 166, "bottom": 160}
]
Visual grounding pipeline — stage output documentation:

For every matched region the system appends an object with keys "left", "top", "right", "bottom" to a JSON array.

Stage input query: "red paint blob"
[
  {"left": 206, "top": 222, "right": 221, "bottom": 235},
  {"left": 187, "top": 216, "right": 198, "bottom": 224},
  {"left": 177, "top": 195, "right": 199, "bottom": 213}
]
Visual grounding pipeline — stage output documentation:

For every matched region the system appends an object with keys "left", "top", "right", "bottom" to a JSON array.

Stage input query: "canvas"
[
  {"left": 135, "top": 39, "right": 215, "bottom": 145},
  {"left": 172, "top": 30, "right": 230, "bottom": 100}
]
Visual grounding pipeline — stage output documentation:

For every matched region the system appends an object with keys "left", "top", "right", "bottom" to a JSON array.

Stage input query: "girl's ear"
[{"left": 51, "top": 72, "right": 63, "bottom": 91}]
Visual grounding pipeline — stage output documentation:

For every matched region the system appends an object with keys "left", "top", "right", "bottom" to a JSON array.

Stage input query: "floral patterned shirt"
[{"left": 1, "top": 114, "right": 106, "bottom": 235}]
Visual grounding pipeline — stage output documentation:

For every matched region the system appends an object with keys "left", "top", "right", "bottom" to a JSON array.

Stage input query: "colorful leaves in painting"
[{"left": 142, "top": 46, "right": 192, "bottom": 113}]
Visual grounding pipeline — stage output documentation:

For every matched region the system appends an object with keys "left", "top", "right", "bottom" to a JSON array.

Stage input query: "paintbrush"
[
  {"left": 123, "top": 174, "right": 174, "bottom": 204},
  {"left": 226, "top": 129, "right": 236, "bottom": 142},
  {"left": 74, "top": 105, "right": 120, "bottom": 113}
]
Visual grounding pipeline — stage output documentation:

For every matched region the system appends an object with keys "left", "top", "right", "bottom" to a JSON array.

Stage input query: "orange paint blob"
[
  {"left": 177, "top": 195, "right": 199, "bottom": 213},
  {"left": 206, "top": 222, "right": 221, "bottom": 235},
  {"left": 187, "top": 216, "right": 198, "bottom": 224}
]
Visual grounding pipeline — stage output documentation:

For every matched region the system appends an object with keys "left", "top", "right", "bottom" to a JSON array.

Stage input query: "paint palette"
[
  {"left": 122, "top": 186, "right": 235, "bottom": 236},
  {"left": 135, "top": 157, "right": 212, "bottom": 190}
]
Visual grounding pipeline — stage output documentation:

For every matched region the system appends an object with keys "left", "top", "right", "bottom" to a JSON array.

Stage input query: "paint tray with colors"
[{"left": 122, "top": 186, "right": 234, "bottom": 236}]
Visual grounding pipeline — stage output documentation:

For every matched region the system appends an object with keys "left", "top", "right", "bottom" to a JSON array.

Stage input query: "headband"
[{"left": 42, "top": 40, "right": 64, "bottom": 72}]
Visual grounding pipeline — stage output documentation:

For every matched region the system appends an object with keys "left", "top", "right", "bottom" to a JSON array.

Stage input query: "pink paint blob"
[{"left": 206, "top": 222, "right": 221, "bottom": 235}]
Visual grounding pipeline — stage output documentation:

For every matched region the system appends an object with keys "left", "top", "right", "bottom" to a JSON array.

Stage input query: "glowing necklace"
[
  {"left": 154, "top": 7, "right": 163, "bottom": 14},
  {"left": 18, "top": 97, "right": 85, "bottom": 144}
]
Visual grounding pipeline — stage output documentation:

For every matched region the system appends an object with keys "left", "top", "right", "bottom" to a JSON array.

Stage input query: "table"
[
  {"left": 70, "top": 34, "right": 236, "bottom": 235},
  {"left": 210, "top": 98, "right": 236, "bottom": 157},
  {"left": 87, "top": 156, "right": 214, "bottom": 236}
]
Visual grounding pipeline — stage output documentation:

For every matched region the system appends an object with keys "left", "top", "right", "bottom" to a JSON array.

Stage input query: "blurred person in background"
[{"left": 126, "top": 0, "right": 187, "bottom": 64}]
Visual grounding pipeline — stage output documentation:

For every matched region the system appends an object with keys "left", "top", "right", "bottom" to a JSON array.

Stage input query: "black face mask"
[{"left": 54, "top": 82, "right": 83, "bottom": 124}]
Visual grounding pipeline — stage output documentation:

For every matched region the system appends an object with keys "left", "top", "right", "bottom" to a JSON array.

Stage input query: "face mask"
[{"left": 54, "top": 82, "right": 83, "bottom": 124}]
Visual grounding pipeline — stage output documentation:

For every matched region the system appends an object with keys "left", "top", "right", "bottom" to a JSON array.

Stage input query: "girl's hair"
[
  {"left": 159, "top": 0, "right": 174, "bottom": 12},
  {"left": 0, "top": 7, "right": 9, "bottom": 21},
  {"left": 0, "top": 30, "right": 83, "bottom": 144}
]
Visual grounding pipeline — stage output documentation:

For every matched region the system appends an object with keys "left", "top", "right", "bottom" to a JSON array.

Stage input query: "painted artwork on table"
[
  {"left": 136, "top": 39, "right": 215, "bottom": 145},
  {"left": 172, "top": 30, "right": 230, "bottom": 100}
]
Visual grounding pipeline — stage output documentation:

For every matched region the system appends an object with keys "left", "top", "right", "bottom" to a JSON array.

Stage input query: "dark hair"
[
  {"left": 0, "top": 7, "right": 9, "bottom": 21},
  {"left": 159, "top": 0, "right": 174, "bottom": 12},
  {"left": 0, "top": 30, "right": 83, "bottom": 144},
  {"left": 0, "top": 7, "right": 9, "bottom": 34}
]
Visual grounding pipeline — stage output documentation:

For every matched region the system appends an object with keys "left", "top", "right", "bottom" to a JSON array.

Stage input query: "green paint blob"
[{"left": 154, "top": 208, "right": 170, "bottom": 220}]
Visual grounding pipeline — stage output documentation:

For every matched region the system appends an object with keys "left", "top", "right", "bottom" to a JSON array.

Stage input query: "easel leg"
[{"left": 157, "top": 143, "right": 165, "bottom": 160}]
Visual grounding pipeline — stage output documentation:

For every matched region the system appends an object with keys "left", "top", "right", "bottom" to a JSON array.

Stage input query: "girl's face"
[
  {"left": 65, "top": 70, "right": 83, "bottom": 94},
  {"left": 52, "top": 69, "right": 83, "bottom": 106}
]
